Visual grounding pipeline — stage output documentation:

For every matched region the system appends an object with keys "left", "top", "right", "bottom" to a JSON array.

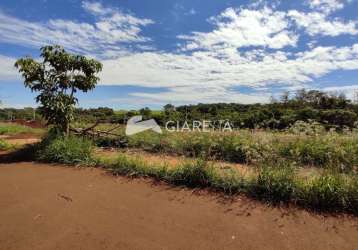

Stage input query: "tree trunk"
[{"left": 64, "top": 120, "right": 70, "bottom": 137}]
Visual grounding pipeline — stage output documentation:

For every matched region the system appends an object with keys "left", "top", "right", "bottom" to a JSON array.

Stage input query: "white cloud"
[
  {"left": 0, "top": 55, "right": 18, "bottom": 80},
  {"left": 288, "top": 10, "right": 357, "bottom": 36},
  {"left": 82, "top": 1, "right": 113, "bottom": 16},
  {"left": 1, "top": 2, "right": 358, "bottom": 105},
  {"left": 322, "top": 85, "right": 358, "bottom": 92},
  {"left": 130, "top": 86, "right": 270, "bottom": 105},
  {"left": 179, "top": 7, "right": 298, "bottom": 51},
  {"left": 0, "top": 2, "right": 154, "bottom": 58},
  {"left": 98, "top": 43, "right": 358, "bottom": 105},
  {"left": 307, "top": 0, "right": 345, "bottom": 14},
  {"left": 321, "top": 84, "right": 358, "bottom": 100}
]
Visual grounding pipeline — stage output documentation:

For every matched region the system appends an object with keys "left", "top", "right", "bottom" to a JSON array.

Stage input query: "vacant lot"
[{"left": 0, "top": 123, "right": 358, "bottom": 249}]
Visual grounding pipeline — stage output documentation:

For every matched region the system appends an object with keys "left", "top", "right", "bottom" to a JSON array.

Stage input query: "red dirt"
[
  {"left": 0, "top": 133, "right": 42, "bottom": 149},
  {"left": 95, "top": 148, "right": 319, "bottom": 178},
  {"left": 96, "top": 148, "right": 254, "bottom": 176},
  {"left": 0, "top": 162, "right": 357, "bottom": 250},
  {"left": 3, "top": 119, "right": 45, "bottom": 128}
]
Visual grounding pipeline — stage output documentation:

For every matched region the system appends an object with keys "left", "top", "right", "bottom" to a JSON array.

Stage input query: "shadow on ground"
[{"left": 0, "top": 144, "right": 39, "bottom": 163}]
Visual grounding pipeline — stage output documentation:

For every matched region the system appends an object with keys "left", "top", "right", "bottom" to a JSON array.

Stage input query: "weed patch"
[{"left": 37, "top": 135, "right": 95, "bottom": 165}]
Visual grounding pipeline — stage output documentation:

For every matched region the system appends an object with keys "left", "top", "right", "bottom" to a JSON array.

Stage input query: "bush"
[
  {"left": 299, "top": 173, "right": 358, "bottom": 213},
  {"left": 95, "top": 136, "right": 128, "bottom": 148},
  {"left": 167, "top": 160, "right": 216, "bottom": 187},
  {"left": 211, "top": 168, "right": 247, "bottom": 194},
  {"left": 0, "top": 139, "right": 12, "bottom": 151},
  {"left": 251, "top": 165, "right": 297, "bottom": 203},
  {"left": 37, "top": 134, "right": 94, "bottom": 165},
  {"left": 320, "top": 110, "right": 357, "bottom": 128},
  {"left": 288, "top": 120, "right": 325, "bottom": 135},
  {"left": 277, "top": 136, "right": 358, "bottom": 171}
]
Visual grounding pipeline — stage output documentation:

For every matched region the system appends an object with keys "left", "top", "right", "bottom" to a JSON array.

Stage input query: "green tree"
[
  {"left": 164, "top": 104, "right": 175, "bottom": 114},
  {"left": 139, "top": 107, "right": 152, "bottom": 119},
  {"left": 15, "top": 45, "right": 102, "bottom": 135}
]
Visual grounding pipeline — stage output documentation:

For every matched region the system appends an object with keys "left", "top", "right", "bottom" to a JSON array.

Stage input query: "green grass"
[
  {"left": 37, "top": 134, "right": 95, "bottom": 165},
  {"left": 0, "top": 139, "right": 12, "bottom": 151},
  {"left": 103, "top": 153, "right": 358, "bottom": 214},
  {"left": 94, "top": 130, "right": 358, "bottom": 172},
  {"left": 0, "top": 122, "right": 44, "bottom": 135},
  {"left": 78, "top": 122, "right": 358, "bottom": 173}
]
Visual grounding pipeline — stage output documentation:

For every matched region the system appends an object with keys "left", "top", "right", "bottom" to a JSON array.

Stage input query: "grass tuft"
[
  {"left": 37, "top": 134, "right": 95, "bottom": 165},
  {"left": 0, "top": 139, "right": 12, "bottom": 151}
]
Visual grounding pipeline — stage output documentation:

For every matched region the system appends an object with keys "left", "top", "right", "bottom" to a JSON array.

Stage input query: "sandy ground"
[{"left": 0, "top": 162, "right": 357, "bottom": 250}]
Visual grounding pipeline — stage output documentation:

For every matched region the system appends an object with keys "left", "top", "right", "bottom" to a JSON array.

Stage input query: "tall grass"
[
  {"left": 37, "top": 134, "right": 95, "bottom": 165},
  {"left": 119, "top": 130, "right": 358, "bottom": 172},
  {"left": 104, "top": 153, "right": 358, "bottom": 214},
  {"left": 251, "top": 165, "right": 297, "bottom": 203}
]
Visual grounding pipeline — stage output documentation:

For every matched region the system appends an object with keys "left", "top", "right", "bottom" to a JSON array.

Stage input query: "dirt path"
[
  {"left": 0, "top": 162, "right": 357, "bottom": 250},
  {"left": 0, "top": 133, "right": 41, "bottom": 148}
]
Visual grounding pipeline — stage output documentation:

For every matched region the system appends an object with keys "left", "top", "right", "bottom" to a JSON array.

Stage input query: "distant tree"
[
  {"left": 15, "top": 45, "right": 102, "bottom": 135},
  {"left": 280, "top": 91, "right": 290, "bottom": 104},
  {"left": 126, "top": 110, "right": 138, "bottom": 118},
  {"left": 163, "top": 104, "right": 175, "bottom": 114},
  {"left": 139, "top": 107, "right": 152, "bottom": 118},
  {"left": 320, "top": 110, "right": 357, "bottom": 128},
  {"left": 295, "top": 89, "right": 307, "bottom": 103}
]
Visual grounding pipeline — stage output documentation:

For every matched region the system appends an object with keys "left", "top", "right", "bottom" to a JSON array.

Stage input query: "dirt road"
[{"left": 0, "top": 162, "right": 357, "bottom": 250}]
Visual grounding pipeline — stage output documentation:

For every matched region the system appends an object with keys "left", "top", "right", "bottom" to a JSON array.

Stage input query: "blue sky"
[{"left": 0, "top": 0, "right": 357, "bottom": 109}]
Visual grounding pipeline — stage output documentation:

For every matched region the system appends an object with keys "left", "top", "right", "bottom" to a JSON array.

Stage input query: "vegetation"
[
  {"left": 1, "top": 123, "right": 354, "bottom": 214},
  {"left": 0, "top": 107, "right": 39, "bottom": 121},
  {"left": 93, "top": 130, "right": 358, "bottom": 172},
  {"left": 0, "top": 139, "right": 12, "bottom": 151},
  {"left": 0, "top": 122, "right": 43, "bottom": 135},
  {"left": 51, "top": 89, "right": 358, "bottom": 130},
  {"left": 14, "top": 45, "right": 102, "bottom": 135},
  {"left": 3, "top": 64, "right": 358, "bottom": 214},
  {"left": 104, "top": 153, "right": 358, "bottom": 214},
  {"left": 37, "top": 132, "right": 95, "bottom": 165},
  {"left": 2, "top": 89, "right": 357, "bottom": 131}
]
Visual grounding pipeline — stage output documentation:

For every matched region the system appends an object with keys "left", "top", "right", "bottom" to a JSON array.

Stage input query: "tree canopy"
[{"left": 15, "top": 45, "right": 102, "bottom": 134}]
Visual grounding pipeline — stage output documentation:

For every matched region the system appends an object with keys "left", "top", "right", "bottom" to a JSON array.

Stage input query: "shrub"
[
  {"left": 211, "top": 168, "right": 247, "bottom": 194},
  {"left": 299, "top": 173, "right": 356, "bottom": 213},
  {"left": 37, "top": 135, "right": 94, "bottom": 165},
  {"left": 288, "top": 120, "right": 325, "bottom": 135},
  {"left": 0, "top": 139, "right": 12, "bottom": 151},
  {"left": 251, "top": 165, "right": 297, "bottom": 203},
  {"left": 95, "top": 136, "right": 128, "bottom": 148},
  {"left": 320, "top": 110, "right": 357, "bottom": 128},
  {"left": 167, "top": 160, "right": 216, "bottom": 187}
]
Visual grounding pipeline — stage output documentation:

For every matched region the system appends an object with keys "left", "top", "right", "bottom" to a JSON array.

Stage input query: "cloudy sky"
[{"left": 0, "top": 0, "right": 357, "bottom": 109}]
